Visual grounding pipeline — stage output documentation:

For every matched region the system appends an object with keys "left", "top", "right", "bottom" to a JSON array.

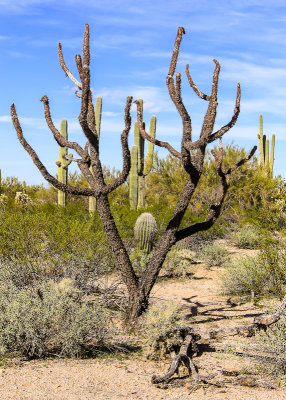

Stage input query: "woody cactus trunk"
[
  {"left": 55, "top": 119, "right": 72, "bottom": 206},
  {"left": 11, "top": 24, "right": 256, "bottom": 326},
  {"left": 258, "top": 114, "right": 275, "bottom": 176},
  {"left": 129, "top": 99, "right": 156, "bottom": 209}
]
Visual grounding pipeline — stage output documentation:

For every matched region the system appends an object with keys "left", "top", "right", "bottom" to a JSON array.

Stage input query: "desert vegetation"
[{"left": 0, "top": 23, "right": 285, "bottom": 395}]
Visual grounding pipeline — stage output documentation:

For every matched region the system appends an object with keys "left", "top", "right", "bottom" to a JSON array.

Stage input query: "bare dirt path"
[{"left": 1, "top": 242, "right": 286, "bottom": 399}]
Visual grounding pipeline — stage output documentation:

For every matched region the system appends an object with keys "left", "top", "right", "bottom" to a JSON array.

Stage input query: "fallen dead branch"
[{"left": 151, "top": 293, "right": 286, "bottom": 384}]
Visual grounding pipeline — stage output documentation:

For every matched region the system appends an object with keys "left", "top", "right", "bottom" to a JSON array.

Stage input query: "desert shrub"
[
  {"left": 198, "top": 243, "right": 230, "bottom": 267},
  {"left": 129, "top": 248, "right": 151, "bottom": 276},
  {"left": 231, "top": 225, "right": 260, "bottom": 249},
  {"left": 222, "top": 239, "right": 286, "bottom": 298},
  {"left": 141, "top": 301, "right": 188, "bottom": 359},
  {"left": 14, "top": 191, "right": 33, "bottom": 209},
  {"left": 0, "top": 281, "right": 112, "bottom": 359},
  {"left": 0, "top": 202, "right": 114, "bottom": 290},
  {"left": 256, "top": 309, "right": 286, "bottom": 379},
  {"left": 160, "top": 246, "right": 196, "bottom": 278}
]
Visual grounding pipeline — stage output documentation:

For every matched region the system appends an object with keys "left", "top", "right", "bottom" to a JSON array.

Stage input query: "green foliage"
[
  {"left": 160, "top": 246, "right": 196, "bottom": 278},
  {"left": 231, "top": 225, "right": 260, "bottom": 249},
  {"left": 198, "top": 242, "right": 230, "bottom": 267},
  {"left": 222, "top": 237, "right": 286, "bottom": 298},
  {"left": 0, "top": 202, "right": 114, "bottom": 290},
  {"left": 146, "top": 145, "right": 285, "bottom": 233},
  {"left": 0, "top": 282, "right": 111, "bottom": 359},
  {"left": 129, "top": 248, "right": 151, "bottom": 276},
  {"left": 141, "top": 301, "right": 187, "bottom": 359}
]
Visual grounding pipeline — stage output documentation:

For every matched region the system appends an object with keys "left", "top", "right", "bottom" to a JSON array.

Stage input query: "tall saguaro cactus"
[
  {"left": 89, "top": 96, "right": 102, "bottom": 214},
  {"left": 258, "top": 114, "right": 275, "bottom": 176},
  {"left": 129, "top": 99, "right": 156, "bottom": 209},
  {"left": 55, "top": 119, "right": 72, "bottom": 206}
]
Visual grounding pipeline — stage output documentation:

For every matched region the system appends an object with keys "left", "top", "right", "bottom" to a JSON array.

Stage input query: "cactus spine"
[
  {"left": 55, "top": 119, "right": 72, "bottom": 206},
  {"left": 134, "top": 212, "right": 158, "bottom": 253},
  {"left": 129, "top": 99, "right": 156, "bottom": 209},
  {"left": 257, "top": 114, "right": 275, "bottom": 176},
  {"left": 89, "top": 96, "right": 102, "bottom": 215}
]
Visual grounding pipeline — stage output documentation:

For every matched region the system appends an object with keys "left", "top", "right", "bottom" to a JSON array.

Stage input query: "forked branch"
[{"left": 175, "top": 144, "right": 257, "bottom": 241}]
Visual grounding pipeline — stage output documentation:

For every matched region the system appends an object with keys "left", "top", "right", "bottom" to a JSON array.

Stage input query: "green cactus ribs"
[
  {"left": 134, "top": 212, "right": 158, "bottom": 254},
  {"left": 89, "top": 96, "right": 102, "bottom": 215},
  {"left": 258, "top": 114, "right": 275, "bottom": 176},
  {"left": 129, "top": 99, "right": 156, "bottom": 210},
  {"left": 55, "top": 119, "right": 73, "bottom": 206}
]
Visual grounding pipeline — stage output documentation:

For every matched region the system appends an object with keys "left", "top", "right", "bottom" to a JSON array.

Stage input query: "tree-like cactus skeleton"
[
  {"left": 11, "top": 24, "right": 257, "bottom": 325},
  {"left": 129, "top": 99, "right": 156, "bottom": 209}
]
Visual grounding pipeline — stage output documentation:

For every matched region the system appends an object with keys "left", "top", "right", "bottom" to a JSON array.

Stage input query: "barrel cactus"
[{"left": 134, "top": 212, "right": 158, "bottom": 253}]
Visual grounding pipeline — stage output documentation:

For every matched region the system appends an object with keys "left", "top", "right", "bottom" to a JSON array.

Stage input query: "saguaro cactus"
[
  {"left": 258, "top": 114, "right": 275, "bottom": 175},
  {"left": 134, "top": 212, "right": 158, "bottom": 253},
  {"left": 55, "top": 119, "right": 72, "bottom": 206},
  {"left": 129, "top": 99, "right": 156, "bottom": 209},
  {"left": 89, "top": 96, "right": 102, "bottom": 215}
]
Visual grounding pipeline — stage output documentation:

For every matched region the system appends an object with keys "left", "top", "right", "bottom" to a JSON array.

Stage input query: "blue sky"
[{"left": 0, "top": 0, "right": 286, "bottom": 185}]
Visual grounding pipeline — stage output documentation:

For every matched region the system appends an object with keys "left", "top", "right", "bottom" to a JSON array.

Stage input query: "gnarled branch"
[
  {"left": 11, "top": 104, "right": 95, "bottom": 196},
  {"left": 175, "top": 144, "right": 257, "bottom": 241}
]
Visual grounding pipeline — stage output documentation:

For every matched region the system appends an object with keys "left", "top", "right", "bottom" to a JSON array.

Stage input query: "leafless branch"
[
  {"left": 40, "top": 95, "right": 86, "bottom": 158},
  {"left": 186, "top": 64, "right": 210, "bottom": 100},
  {"left": 135, "top": 100, "right": 181, "bottom": 159},
  {"left": 175, "top": 145, "right": 257, "bottom": 241},
  {"left": 209, "top": 83, "right": 241, "bottom": 142},
  {"left": 58, "top": 42, "right": 82, "bottom": 89},
  {"left": 105, "top": 96, "right": 133, "bottom": 194},
  {"left": 11, "top": 104, "right": 95, "bottom": 196}
]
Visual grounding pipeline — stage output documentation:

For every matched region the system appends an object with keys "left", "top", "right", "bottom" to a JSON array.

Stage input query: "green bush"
[
  {"left": 0, "top": 281, "right": 112, "bottom": 359},
  {"left": 231, "top": 225, "right": 260, "bottom": 249},
  {"left": 160, "top": 246, "right": 196, "bottom": 278},
  {"left": 222, "top": 239, "right": 286, "bottom": 298},
  {"left": 140, "top": 301, "right": 188, "bottom": 359},
  {"left": 0, "top": 202, "right": 114, "bottom": 290},
  {"left": 198, "top": 243, "right": 230, "bottom": 267},
  {"left": 129, "top": 248, "right": 151, "bottom": 276}
]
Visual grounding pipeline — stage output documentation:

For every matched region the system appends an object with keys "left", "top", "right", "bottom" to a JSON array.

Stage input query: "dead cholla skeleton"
[{"left": 11, "top": 24, "right": 256, "bottom": 325}]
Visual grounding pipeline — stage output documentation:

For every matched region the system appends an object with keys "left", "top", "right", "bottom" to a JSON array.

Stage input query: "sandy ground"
[{"left": 1, "top": 240, "right": 286, "bottom": 399}]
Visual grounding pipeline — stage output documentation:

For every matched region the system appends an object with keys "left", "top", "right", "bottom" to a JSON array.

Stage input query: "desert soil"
[{"left": 1, "top": 240, "right": 286, "bottom": 400}]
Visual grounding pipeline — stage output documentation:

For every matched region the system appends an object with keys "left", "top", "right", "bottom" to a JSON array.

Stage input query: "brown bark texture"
[
  {"left": 11, "top": 24, "right": 256, "bottom": 325},
  {"left": 152, "top": 294, "right": 286, "bottom": 384}
]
